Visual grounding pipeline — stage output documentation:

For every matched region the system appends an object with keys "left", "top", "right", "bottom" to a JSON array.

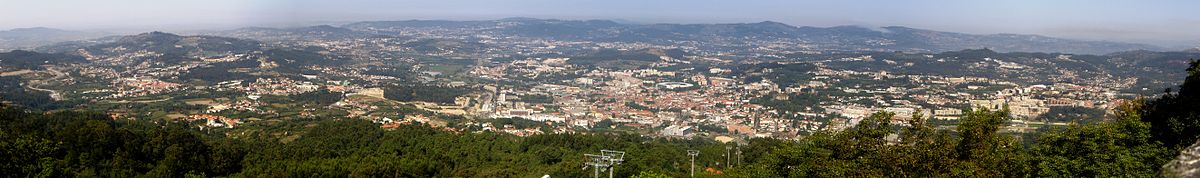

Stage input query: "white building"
[{"left": 661, "top": 125, "right": 694, "bottom": 137}]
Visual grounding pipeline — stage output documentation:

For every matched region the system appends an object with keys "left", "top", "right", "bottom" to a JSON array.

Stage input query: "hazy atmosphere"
[
  {"left": 2, "top": 0, "right": 1198, "bottom": 47},
  {"left": 8, "top": 1, "right": 1200, "bottom": 177}
]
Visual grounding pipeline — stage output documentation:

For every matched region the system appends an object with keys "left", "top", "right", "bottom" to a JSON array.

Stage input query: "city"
[{"left": 1, "top": 0, "right": 1199, "bottom": 177}]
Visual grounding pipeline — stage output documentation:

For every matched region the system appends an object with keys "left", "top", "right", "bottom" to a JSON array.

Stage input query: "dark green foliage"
[
  {"left": 0, "top": 99, "right": 1192, "bottom": 177},
  {"left": 1031, "top": 104, "right": 1171, "bottom": 177},
  {"left": 625, "top": 101, "right": 657, "bottom": 112},
  {"left": 229, "top": 120, "right": 754, "bottom": 177},
  {"left": 0, "top": 106, "right": 739, "bottom": 177},
  {"left": 515, "top": 94, "right": 554, "bottom": 103},
  {"left": 0, "top": 50, "right": 86, "bottom": 70},
  {"left": 733, "top": 63, "right": 816, "bottom": 86},
  {"left": 0, "top": 108, "right": 217, "bottom": 177},
  {"left": 594, "top": 119, "right": 614, "bottom": 129},
  {"left": 0, "top": 76, "right": 67, "bottom": 110},
  {"left": 290, "top": 89, "right": 344, "bottom": 106},
  {"left": 1142, "top": 60, "right": 1200, "bottom": 149},
  {"left": 383, "top": 85, "right": 470, "bottom": 104},
  {"left": 567, "top": 48, "right": 665, "bottom": 69},
  {"left": 0, "top": 128, "right": 59, "bottom": 177},
  {"left": 252, "top": 89, "right": 344, "bottom": 109},
  {"left": 1037, "top": 106, "right": 1106, "bottom": 123},
  {"left": 740, "top": 112, "right": 905, "bottom": 177},
  {"left": 951, "top": 108, "right": 1030, "bottom": 176},
  {"left": 492, "top": 117, "right": 549, "bottom": 129}
]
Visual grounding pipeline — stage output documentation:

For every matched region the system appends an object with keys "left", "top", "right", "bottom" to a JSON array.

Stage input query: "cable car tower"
[{"left": 687, "top": 150, "right": 700, "bottom": 177}]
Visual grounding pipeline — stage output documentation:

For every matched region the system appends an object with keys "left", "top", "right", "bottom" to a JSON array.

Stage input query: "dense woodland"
[
  {"left": 2, "top": 61, "right": 1200, "bottom": 177},
  {"left": 0, "top": 76, "right": 70, "bottom": 110},
  {"left": 383, "top": 85, "right": 471, "bottom": 104}
]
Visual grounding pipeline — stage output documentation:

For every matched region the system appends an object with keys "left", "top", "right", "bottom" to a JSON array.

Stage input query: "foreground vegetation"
[{"left": 3, "top": 61, "right": 1200, "bottom": 177}]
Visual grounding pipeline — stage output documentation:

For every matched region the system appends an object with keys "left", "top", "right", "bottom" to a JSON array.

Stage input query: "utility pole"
[{"left": 687, "top": 150, "right": 700, "bottom": 177}]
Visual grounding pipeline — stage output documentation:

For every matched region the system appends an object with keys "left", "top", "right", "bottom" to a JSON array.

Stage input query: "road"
[{"left": 25, "top": 67, "right": 72, "bottom": 100}]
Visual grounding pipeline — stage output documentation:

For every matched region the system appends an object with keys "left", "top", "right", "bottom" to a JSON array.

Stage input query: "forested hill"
[
  {"left": 0, "top": 50, "right": 87, "bottom": 70},
  {"left": 3, "top": 62, "right": 1200, "bottom": 177}
]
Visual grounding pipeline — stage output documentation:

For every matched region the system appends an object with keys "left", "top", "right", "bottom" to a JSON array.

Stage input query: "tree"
[
  {"left": 741, "top": 112, "right": 899, "bottom": 177},
  {"left": 1141, "top": 60, "right": 1200, "bottom": 149},
  {"left": 951, "top": 107, "right": 1029, "bottom": 176},
  {"left": 0, "top": 132, "right": 61, "bottom": 177},
  {"left": 1031, "top": 100, "right": 1170, "bottom": 177},
  {"left": 631, "top": 170, "right": 671, "bottom": 178},
  {"left": 892, "top": 109, "right": 958, "bottom": 176}
]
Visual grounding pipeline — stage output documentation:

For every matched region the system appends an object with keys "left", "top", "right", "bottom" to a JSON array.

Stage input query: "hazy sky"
[{"left": 2, "top": 0, "right": 1198, "bottom": 47}]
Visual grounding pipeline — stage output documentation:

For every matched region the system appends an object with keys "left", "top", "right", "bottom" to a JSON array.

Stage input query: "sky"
[{"left": 1, "top": 0, "right": 1197, "bottom": 47}]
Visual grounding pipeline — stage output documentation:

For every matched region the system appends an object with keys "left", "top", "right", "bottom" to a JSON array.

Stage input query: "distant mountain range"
[
  {"left": 0, "top": 27, "right": 108, "bottom": 51},
  {"left": 335, "top": 18, "right": 1165, "bottom": 54},
  {"left": 0, "top": 18, "right": 1182, "bottom": 55}
]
